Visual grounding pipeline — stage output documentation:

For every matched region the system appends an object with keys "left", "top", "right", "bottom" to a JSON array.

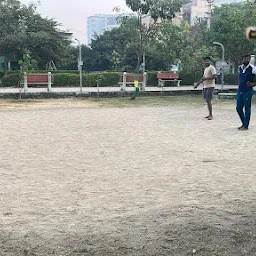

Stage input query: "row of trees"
[
  {"left": 1, "top": 0, "right": 256, "bottom": 75},
  {"left": 68, "top": 0, "right": 256, "bottom": 74}
]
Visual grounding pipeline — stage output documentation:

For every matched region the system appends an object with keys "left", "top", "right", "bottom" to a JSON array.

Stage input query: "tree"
[
  {"left": 0, "top": 0, "right": 72, "bottom": 71},
  {"left": 179, "top": 20, "right": 217, "bottom": 81},
  {"left": 125, "top": 0, "right": 184, "bottom": 72},
  {"left": 208, "top": 2, "right": 256, "bottom": 67},
  {"left": 125, "top": 0, "right": 184, "bottom": 99},
  {"left": 24, "top": 13, "right": 72, "bottom": 69},
  {"left": 0, "top": 0, "right": 26, "bottom": 71},
  {"left": 146, "top": 22, "right": 184, "bottom": 70}
]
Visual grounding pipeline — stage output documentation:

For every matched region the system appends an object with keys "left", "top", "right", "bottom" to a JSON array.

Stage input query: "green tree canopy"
[{"left": 0, "top": 0, "right": 72, "bottom": 71}]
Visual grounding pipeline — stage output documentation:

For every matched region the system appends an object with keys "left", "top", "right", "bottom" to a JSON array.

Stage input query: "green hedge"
[
  {"left": 1, "top": 72, "right": 121, "bottom": 87},
  {"left": 1, "top": 73, "right": 21, "bottom": 87},
  {"left": 224, "top": 74, "right": 238, "bottom": 85},
  {"left": 54, "top": 73, "right": 86, "bottom": 86},
  {"left": 0, "top": 71, "right": 239, "bottom": 87},
  {"left": 54, "top": 72, "right": 120, "bottom": 87},
  {"left": 147, "top": 71, "right": 158, "bottom": 86}
]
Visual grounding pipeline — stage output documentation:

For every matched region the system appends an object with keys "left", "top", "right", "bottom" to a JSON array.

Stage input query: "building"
[
  {"left": 87, "top": 14, "right": 121, "bottom": 44},
  {"left": 184, "top": 0, "right": 244, "bottom": 26},
  {"left": 190, "top": 0, "right": 209, "bottom": 25}
]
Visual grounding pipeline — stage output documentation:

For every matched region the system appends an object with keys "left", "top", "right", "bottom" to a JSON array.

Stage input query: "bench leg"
[{"left": 177, "top": 80, "right": 181, "bottom": 87}]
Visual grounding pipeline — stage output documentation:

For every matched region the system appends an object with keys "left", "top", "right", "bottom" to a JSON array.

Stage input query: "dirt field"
[{"left": 0, "top": 97, "right": 256, "bottom": 256}]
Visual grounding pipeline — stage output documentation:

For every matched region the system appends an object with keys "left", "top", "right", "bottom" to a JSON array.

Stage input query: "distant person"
[
  {"left": 194, "top": 56, "right": 217, "bottom": 120},
  {"left": 236, "top": 54, "right": 256, "bottom": 131}
]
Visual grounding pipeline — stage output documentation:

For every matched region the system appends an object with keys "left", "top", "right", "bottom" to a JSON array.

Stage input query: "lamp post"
[
  {"left": 213, "top": 41, "right": 225, "bottom": 90},
  {"left": 206, "top": 0, "right": 214, "bottom": 28},
  {"left": 75, "top": 38, "right": 83, "bottom": 93}
]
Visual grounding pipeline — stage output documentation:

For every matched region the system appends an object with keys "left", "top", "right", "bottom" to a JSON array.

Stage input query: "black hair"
[
  {"left": 203, "top": 56, "right": 211, "bottom": 61},
  {"left": 243, "top": 54, "right": 251, "bottom": 58}
]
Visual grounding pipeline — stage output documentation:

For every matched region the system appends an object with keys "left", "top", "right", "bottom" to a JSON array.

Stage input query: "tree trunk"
[{"left": 4, "top": 56, "right": 8, "bottom": 75}]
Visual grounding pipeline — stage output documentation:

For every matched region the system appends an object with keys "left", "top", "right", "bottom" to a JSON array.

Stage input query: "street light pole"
[
  {"left": 206, "top": 0, "right": 214, "bottom": 28},
  {"left": 75, "top": 38, "right": 83, "bottom": 93},
  {"left": 213, "top": 41, "right": 225, "bottom": 90}
]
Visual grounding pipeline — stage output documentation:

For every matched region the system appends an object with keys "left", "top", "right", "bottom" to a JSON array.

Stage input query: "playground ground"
[{"left": 0, "top": 96, "right": 255, "bottom": 256}]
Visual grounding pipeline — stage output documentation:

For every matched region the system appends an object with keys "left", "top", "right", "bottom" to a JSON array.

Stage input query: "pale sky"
[{"left": 20, "top": 0, "right": 130, "bottom": 44}]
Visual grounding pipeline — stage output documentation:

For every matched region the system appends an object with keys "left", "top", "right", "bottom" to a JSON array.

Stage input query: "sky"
[{"left": 20, "top": 0, "right": 130, "bottom": 44}]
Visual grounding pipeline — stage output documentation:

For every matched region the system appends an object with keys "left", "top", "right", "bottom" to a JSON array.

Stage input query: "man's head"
[
  {"left": 242, "top": 54, "right": 251, "bottom": 66},
  {"left": 204, "top": 56, "right": 211, "bottom": 67}
]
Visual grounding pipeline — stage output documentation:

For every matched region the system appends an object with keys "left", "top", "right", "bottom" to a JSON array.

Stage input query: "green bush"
[
  {"left": 224, "top": 73, "right": 238, "bottom": 85},
  {"left": 147, "top": 71, "right": 158, "bottom": 86},
  {"left": 53, "top": 73, "right": 86, "bottom": 87},
  {"left": 1, "top": 71, "right": 238, "bottom": 87},
  {"left": 98, "top": 72, "right": 120, "bottom": 86},
  {"left": 179, "top": 71, "right": 202, "bottom": 86},
  {"left": 1, "top": 73, "right": 21, "bottom": 87}
]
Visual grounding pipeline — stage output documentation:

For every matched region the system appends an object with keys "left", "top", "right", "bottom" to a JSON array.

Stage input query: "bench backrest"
[
  {"left": 157, "top": 73, "right": 179, "bottom": 80},
  {"left": 26, "top": 74, "right": 54, "bottom": 83},
  {"left": 120, "top": 74, "right": 145, "bottom": 83}
]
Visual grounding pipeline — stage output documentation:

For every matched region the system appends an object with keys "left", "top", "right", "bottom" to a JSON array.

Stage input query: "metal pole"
[
  {"left": 75, "top": 38, "right": 83, "bottom": 93},
  {"left": 213, "top": 41, "right": 225, "bottom": 90},
  {"left": 206, "top": 0, "right": 214, "bottom": 29},
  {"left": 24, "top": 72, "right": 28, "bottom": 93},
  {"left": 143, "top": 51, "right": 145, "bottom": 73},
  {"left": 122, "top": 72, "right": 127, "bottom": 91},
  {"left": 47, "top": 72, "right": 52, "bottom": 92},
  {"left": 142, "top": 52, "right": 146, "bottom": 90}
]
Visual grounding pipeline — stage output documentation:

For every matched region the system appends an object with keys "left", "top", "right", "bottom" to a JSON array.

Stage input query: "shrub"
[
  {"left": 53, "top": 73, "right": 86, "bottom": 87},
  {"left": 1, "top": 71, "right": 238, "bottom": 87},
  {"left": 98, "top": 72, "right": 120, "bottom": 86},
  {"left": 147, "top": 71, "right": 158, "bottom": 86},
  {"left": 1, "top": 73, "right": 21, "bottom": 87},
  {"left": 224, "top": 73, "right": 238, "bottom": 85}
]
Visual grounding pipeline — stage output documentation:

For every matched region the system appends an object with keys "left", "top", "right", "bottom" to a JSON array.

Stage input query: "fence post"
[
  {"left": 121, "top": 72, "right": 126, "bottom": 91},
  {"left": 48, "top": 72, "right": 52, "bottom": 92},
  {"left": 24, "top": 72, "right": 28, "bottom": 93},
  {"left": 142, "top": 72, "right": 147, "bottom": 90}
]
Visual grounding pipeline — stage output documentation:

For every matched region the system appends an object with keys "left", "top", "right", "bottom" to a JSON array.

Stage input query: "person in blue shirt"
[{"left": 237, "top": 54, "right": 256, "bottom": 130}]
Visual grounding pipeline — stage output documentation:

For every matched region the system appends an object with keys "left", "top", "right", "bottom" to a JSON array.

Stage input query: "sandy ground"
[{"left": 0, "top": 97, "right": 256, "bottom": 256}]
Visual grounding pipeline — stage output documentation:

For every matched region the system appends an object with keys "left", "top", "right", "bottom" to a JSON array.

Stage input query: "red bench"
[
  {"left": 21, "top": 73, "right": 54, "bottom": 87},
  {"left": 157, "top": 72, "right": 181, "bottom": 87},
  {"left": 119, "top": 74, "right": 145, "bottom": 87}
]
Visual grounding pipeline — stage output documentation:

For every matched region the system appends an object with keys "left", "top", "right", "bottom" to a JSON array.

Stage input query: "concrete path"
[{"left": 0, "top": 85, "right": 238, "bottom": 94}]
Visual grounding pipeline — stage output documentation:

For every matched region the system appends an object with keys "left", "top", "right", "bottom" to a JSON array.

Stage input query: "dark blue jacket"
[{"left": 239, "top": 64, "right": 256, "bottom": 92}]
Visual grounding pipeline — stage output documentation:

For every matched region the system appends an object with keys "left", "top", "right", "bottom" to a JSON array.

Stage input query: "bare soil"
[{"left": 0, "top": 97, "right": 255, "bottom": 256}]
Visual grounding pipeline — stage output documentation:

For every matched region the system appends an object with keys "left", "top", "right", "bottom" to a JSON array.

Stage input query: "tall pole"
[
  {"left": 213, "top": 41, "right": 225, "bottom": 90},
  {"left": 206, "top": 0, "right": 214, "bottom": 28},
  {"left": 75, "top": 38, "right": 83, "bottom": 93},
  {"left": 142, "top": 51, "right": 145, "bottom": 73}
]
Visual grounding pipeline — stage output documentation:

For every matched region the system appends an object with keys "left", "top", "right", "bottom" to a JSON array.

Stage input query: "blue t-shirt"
[{"left": 239, "top": 64, "right": 256, "bottom": 92}]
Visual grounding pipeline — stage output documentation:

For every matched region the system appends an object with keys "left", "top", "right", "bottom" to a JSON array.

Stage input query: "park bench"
[
  {"left": 119, "top": 74, "right": 145, "bottom": 87},
  {"left": 119, "top": 72, "right": 147, "bottom": 91},
  {"left": 218, "top": 92, "right": 236, "bottom": 99},
  {"left": 157, "top": 72, "right": 182, "bottom": 87},
  {"left": 21, "top": 73, "right": 54, "bottom": 92}
]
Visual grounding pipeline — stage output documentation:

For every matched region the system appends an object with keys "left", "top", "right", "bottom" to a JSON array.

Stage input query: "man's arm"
[
  {"left": 194, "top": 75, "right": 217, "bottom": 88},
  {"left": 194, "top": 77, "right": 204, "bottom": 88},
  {"left": 247, "top": 81, "right": 255, "bottom": 87},
  {"left": 247, "top": 65, "right": 256, "bottom": 87}
]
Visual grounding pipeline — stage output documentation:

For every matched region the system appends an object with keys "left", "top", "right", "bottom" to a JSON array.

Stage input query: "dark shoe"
[{"left": 239, "top": 127, "right": 248, "bottom": 131}]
